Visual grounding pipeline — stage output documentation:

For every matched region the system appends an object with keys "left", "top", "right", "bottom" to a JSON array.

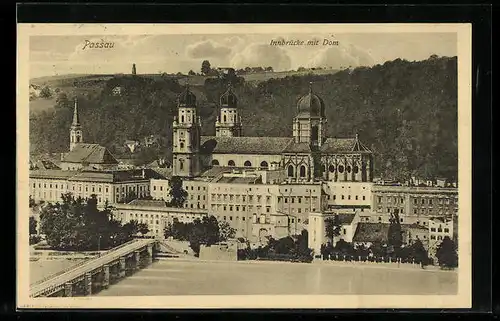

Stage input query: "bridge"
[{"left": 30, "top": 238, "right": 159, "bottom": 298}]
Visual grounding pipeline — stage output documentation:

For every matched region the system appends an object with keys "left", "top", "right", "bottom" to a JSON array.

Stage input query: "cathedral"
[{"left": 172, "top": 83, "right": 374, "bottom": 183}]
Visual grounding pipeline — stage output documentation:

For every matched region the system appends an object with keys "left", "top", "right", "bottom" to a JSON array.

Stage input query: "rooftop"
[
  {"left": 201, "top": 136, "right": 294, "bottom": 155},
  {"left": 352, "top": 223, "right": 390, "bottom": 243},
  {"left": 62, "top": 143, "right": 118, "bottom": 164},
  {"left": 127, "top": 199, "right": 167, "bottom": 207},
  {"left": 30, "top": 168, "right": 165, "bottom": 183},
  {"left": 320, "top": 137, "right": 372, "bottom": 154}
]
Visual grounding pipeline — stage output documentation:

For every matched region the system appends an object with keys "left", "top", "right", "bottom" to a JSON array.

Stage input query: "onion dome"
[
  {"left": 296, "top": 82, "right": 325, "bottom": 118},
  {"left": 220, "top": 83, "right": 237, "bottom": 108},
  {"left": 177, "top": 84, "right": 197, "bottom": 108}
]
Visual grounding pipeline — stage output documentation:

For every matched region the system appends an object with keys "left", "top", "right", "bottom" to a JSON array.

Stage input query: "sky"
[{"left": 29, "top": 32, "right": 457, "bottom": 79}]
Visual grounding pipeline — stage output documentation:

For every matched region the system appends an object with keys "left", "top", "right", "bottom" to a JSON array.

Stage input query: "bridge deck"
[{"left": 30, "top": 239, "right": 156, "bottom": 297}]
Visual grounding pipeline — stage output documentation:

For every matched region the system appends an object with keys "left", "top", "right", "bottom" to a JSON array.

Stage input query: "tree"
[
  {"left": 388, "top": 209, "right": 403, "bottom": 253},
  {"left": 167, "top": 176, "right": 188, "bottom": 208},
  {"left": 325, "top": 215, "right": 342, "bottom": 243},
  {"left": 297, "top": 66, "right": 306, "bottom": 72},
  {"left": 201, "top": 60, "right": 211, "bottom": 75},
  {"left": 29, "top": 216, "right": 37, "bottom": 235},
  {"left": 436, "top": 236, "right": 458, "bottom": 269},
  {"left": 218, "top": 221, "right": 236, "bottom": 241},
  {"left": 334, "top": 239, "right": 354, "bottom": 255},
  {"left": 410, "top": 239, "right": 429, "bottom": 267},
  {"left": 39, "top": 86, "right": 52, "bottom": 99},
  {"left": 39, "top": 193, "right": 135, "bottom": 251},
  {"left": 29, "top": 195, "right": 35, "bottom": 208},
  {"left": 188, "top": 70, "right": 196, "bottom": 76}
]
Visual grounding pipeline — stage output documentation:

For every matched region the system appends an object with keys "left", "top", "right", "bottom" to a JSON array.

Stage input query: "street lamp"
[{"left": 98, "top": 235, "right": 102, "bottom": 257}]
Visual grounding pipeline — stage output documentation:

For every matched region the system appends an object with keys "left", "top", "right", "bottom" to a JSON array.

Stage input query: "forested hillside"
[{"left": 29, "top": 56, "right": 457, "bottom": 181}]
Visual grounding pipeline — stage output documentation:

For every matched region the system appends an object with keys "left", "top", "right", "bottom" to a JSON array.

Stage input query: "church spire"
[
  {"left": 70, "top": 97, "right": 83, "bottom": 151},
  {"left": 72, "top": 98, "right": 80, "bottom": 126}
]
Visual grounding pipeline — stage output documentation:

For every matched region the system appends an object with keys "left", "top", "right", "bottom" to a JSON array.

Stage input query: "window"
[
  {"left": 355, "top": 195, "right": 359, "bottom": 200},
  {"left": 362, "top": 196, "right": 366, "bottom": 200},
  {"left": 438, "top": 235, "right": 442, "bottom": 240},
  {"left": 431, "top": 228, "right": 436, "bottom": 232},
  {"left": 179, "top": 160, "right": 184, "bottom": 170},
  {"left": 378, "top": 196, "right": 382, "bottom": 203},
  {"left": 287, "top": 165, "right": 294, "bottom": 177},
  {"left": 444, "top": 228, "right": 449, "bottom": 233},
  {"left": 329, "top": 165, "right": 335, "bottom": 173},
  {"left": 343, "top": 228, "right": 346, "bottom": 235},
  {"left": 341, "top": 195, "right": 345, "bottom": 200},
  {"left": 338, "top": 165, "right": 344, "bottom": 173},
  {"left": 180, "top": 142, "right": 184, "bottom": 149},
  {"left": 244, "top": 160, "right": 252, "bottom": 167},
  {"left": 181, "top": 115, "right": 185, "bottom": 122},
  {"left": 431, "top": 235, "right": 436, "bottom": 240},
  {"left": 333, "top": 195, "right": 336, "bottom": 200},
  {"left": 348, "top": 195, "right": 351, "bottom": 200},
  {"left": 260, "top": 161, "right": 268, "bottom": 168},
  {"left": 300, "top": 165, "right": 306, "bottom": 178},
  {"left": 228, "top": 160, "right": 235, "bottom": 166},
  {"left": 212, "top": 159, "right": 219, "bottom": 166},
  {"left": 353, "top": 165, "right": 359, "bottom": 173},
  {"left": 346, "top": 166, "right": 352, "bottom": 173}
]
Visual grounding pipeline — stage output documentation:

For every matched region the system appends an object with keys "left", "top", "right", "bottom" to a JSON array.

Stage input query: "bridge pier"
[
  {"left": 119, "top": 256, "right": 126, "bottom": 278},
  {"left": 134, "top": 250, "right": 141, "bottom": 270},
  {"left": 102, "top": 264, "right": 110, "bottom": 289},
  {"left": 84, "top": 272, "right": 92, "bottom": 296},
  {"left": 64, "top": 282, "right": 73, "bottom": 297}
]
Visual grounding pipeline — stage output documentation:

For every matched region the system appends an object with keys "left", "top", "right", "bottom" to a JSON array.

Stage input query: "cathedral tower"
[
  {"left": 69, "top": 98, "right": 83, "bottom": 151},
  {"left": 215, "top": 83, "right": 242, "bottom": 137},
  {"left": 172, "top": 84, "right": 202, "bottom": 177},
  {"left": 292, "top": 82, "right": 327, "bottom": 149}
]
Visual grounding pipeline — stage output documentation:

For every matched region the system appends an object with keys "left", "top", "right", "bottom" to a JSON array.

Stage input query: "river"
[{"left": 96, "top": 259, "right": 458, "bottom": 296}]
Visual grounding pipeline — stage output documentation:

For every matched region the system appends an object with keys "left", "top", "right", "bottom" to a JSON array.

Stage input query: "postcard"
[{"left": 17, "top": 23, "right": 472, "bottom": 309}]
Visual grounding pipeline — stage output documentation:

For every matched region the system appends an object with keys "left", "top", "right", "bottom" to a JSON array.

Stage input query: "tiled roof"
[
  {"left": 282, "top": 142, "right": 311, "bottom": 154},
  {"left": 321, "top": 137, "right": 372, "bottom": 154},
  {"left": 62, "top": 143, "right": 119, "bottom": 164},
  {"left": 402, "top": 223, "right": 428, "bottom": 231},
  {"left": 29, "top": 169, "right": 79, "bottom": 180},
  {"left": 67, "top": 169, "right": 165, "bottom": 183},
  {"left": 353, "top": 223, "right": 390, "bottom": 243},
  {"left": 215, "top": 176, "right": 261, "bottom": 184},
  {"left": 149, "top": 167, "right": 173, "bottom": 179},
  {"left": 200, "top": 166, "right": 233, "bottom": 178},
  {"left": 200, "top": 136, "right": 294, "bottom": 155},
  {"left": 337, "top": 213, "right": 356, "bottom": 225}
]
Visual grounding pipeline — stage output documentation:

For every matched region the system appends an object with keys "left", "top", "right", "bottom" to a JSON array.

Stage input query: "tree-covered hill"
[{"left": 29, "top": 56, "right": 457, "bottom": 181}]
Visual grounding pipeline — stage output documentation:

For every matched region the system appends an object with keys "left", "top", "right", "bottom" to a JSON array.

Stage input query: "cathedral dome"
[
  {"left": 296, "top": 83, "right": 325, "bottom": 118},
  {"left": 220, "top": 83, "right": 237, "bottom": 108},
  {"left": 177, "top": 85, "right": 197, "bottom": 107}
]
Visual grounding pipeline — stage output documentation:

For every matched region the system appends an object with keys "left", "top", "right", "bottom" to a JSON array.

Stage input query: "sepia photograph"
[{"left": 17, "top": 23, "right": 472, "bottom": 309}]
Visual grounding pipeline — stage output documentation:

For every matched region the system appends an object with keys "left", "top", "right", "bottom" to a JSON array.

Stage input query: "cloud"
[
  {"left": 186, "top": 40, "right": 232, "bottom": 59},
  {"left": 306, "top": 43, "right": 375, "bottom": 69},
  {"left": 230, "top": 43, "right": 292, "bottom": 71}
]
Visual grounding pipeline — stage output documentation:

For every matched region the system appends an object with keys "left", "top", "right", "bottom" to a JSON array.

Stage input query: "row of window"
[
  {"left": 211, "top": 159, "right": 269, "bottom": 168},
  {"left": 430, "top": 227, "right": 450, "bottom": 233},
  {"left": 328, "top": 195, "right": 366, "bottom": 201},
  {"left": 377, "top": 196, "right": 457, "bottom": 205}
]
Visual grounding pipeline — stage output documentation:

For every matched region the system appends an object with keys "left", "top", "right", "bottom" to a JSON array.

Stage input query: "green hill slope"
[{"left": 29, "top": 56, "right": 457, "bottom": 181}]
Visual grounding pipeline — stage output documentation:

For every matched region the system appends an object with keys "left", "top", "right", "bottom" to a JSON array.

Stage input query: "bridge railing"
[{"left": 29, "top": 239, "right": 141, "bottom": 287}]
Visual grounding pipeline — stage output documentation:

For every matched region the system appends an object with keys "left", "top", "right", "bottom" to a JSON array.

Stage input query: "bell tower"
[
  {"left": 292, "top": 82, "right": 327, "bottom": 149},
  {"left": 172, "top": 84, "right": 202, "bottom": 177},
  {"left": 215, "top": 83, "right": 242, "bottom": 137},
  {"left": 70, "top": 98, "right": 83, "bottom": 151}
]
